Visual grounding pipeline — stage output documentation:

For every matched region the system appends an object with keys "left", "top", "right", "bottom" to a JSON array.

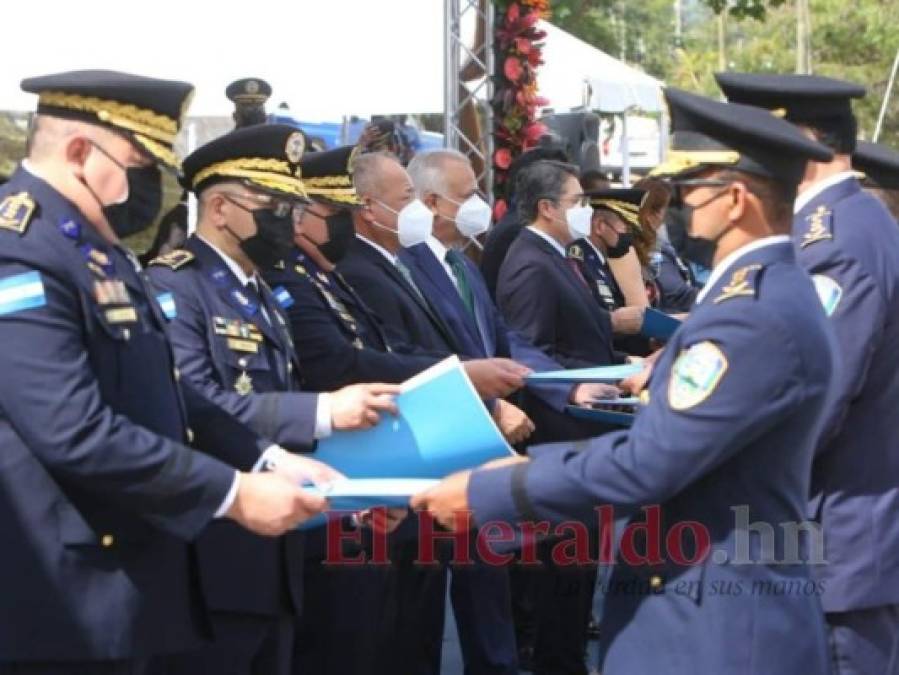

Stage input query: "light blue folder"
[
  {"left": 640, "top": 308, "right": 682, "bottom": 341},
  {"left": 525, "top": 363, "right": 643, "bottom": 384},
  {"left": 313, "top": 356, "right": 513, "bottom": 479},
  {"left": 303, "top": 478, "right": 440, "bottom": 512}
]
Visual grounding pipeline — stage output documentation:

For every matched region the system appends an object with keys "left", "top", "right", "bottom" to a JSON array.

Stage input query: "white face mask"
[
  {"left": 449, "top": 194, "right": 492, "bottom": 238},
  {"left": 374, "top": 198, "right": 434, "bottom": 247},
  {"left": 565, "top": 204, "right": 594, "bottom": 240}
]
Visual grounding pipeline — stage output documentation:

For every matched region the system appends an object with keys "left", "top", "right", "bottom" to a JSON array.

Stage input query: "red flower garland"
[{"left": 492, "top": 0, "right": 551, "bottom": 218}]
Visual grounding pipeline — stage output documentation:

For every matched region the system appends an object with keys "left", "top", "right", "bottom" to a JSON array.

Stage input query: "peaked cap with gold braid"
[
  {"left": 21, "top": 69, "right": 193, "bottom": 173},
  {"left": 586, "top": 188, "right": 647, "bottom": 229},
  {"left": 181, "top": 123, "right": 308, "bottom": 200},
  {"left": 299, "top": 144, "right": 363, "bottom": 206}
]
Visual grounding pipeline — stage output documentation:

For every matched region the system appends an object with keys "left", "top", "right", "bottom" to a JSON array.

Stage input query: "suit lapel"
[
  {"left": 355, "top": 239, "right": 460, "bottom": 351},
  {"left": 405, "top": 245, "right": 485, "bottom": 355}
]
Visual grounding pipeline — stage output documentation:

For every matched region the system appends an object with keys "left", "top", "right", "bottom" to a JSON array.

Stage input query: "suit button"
[
  {"left": 186, "top": 428, "right": 195, "bottom": 444},
  {"left": 649, "top": 575, "right": 664, "bottom": 591},
  {"left": 173, "top": 367, "right": 180, "bottom": 381},
  {"left": 287, "top": 362, "right": 293, "bottom": 374},
  {"left": 101, "top": 534, "right": 114, "bottom": 548}
]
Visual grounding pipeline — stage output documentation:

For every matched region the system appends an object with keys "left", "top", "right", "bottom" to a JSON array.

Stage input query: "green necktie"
[{"left": 445, "top": 249, "right": 476, "bottom": 318}]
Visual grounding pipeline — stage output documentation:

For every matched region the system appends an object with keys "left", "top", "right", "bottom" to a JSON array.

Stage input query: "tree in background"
[{"left": 551, "top": 0, "right": 899, "bottom": 146}]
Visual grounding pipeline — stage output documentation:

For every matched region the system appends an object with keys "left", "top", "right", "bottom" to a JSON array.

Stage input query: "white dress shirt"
[{"left": 526, "top": 225, "right": 567, "bottom": 257}]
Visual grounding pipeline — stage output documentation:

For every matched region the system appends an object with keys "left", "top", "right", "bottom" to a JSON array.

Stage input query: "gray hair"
[
  {"left": 352, "top": 151, "right": 397, "bottom": 199},
  {"left": 406, "top": 148, "right": 471, "bottom": 198}
]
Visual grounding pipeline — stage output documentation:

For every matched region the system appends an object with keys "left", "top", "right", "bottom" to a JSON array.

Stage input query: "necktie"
[
  {"left": 247, "top": 278, "right": 271, "bottom": 325},
  {"left": 566, "top": 257, "right": 591, "bottom": 290},
  {"left": 395, "top": 258, "right": 425, "bottom": 301},
  {"left": 445, "top": 249, "right": 476, "bottom": 318}
]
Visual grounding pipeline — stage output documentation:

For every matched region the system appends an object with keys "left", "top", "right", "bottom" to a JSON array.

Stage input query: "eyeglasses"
[
  {"left": 218, "top": 191, "right": 304, "bottom": 219},
  {"left": 668, "top": 179, "right": 731, "bottom": 208}
]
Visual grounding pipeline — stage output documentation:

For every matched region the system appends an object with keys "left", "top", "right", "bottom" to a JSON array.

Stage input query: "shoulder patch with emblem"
[
  {"left": 0, "top": 270, "right": 46, "bottom": 316},
  {"left": 713, "top": 264, "right": 763, "bottom": 304},
  {"left": 149, "top": 249, "right": 195, "bottom": 270},
  {"left": 668, "top": 341, "right": 729, "bottom": 411},
  {"left": 567, "top": 244, "right": 584, "bottom": 261},
  {"left": 800, "top": 205, "right": 833, "bottom": 249},
  {"left": 811, "top": 274, "right": 842, "bottom": 317},
  {"left": 0, "top": 192, "right": 37, "bottom": 235}
]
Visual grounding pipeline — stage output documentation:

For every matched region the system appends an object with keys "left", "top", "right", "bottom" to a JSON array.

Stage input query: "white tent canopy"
[{"left": 538, "top": 20, "right": 664, "bottom": 113}]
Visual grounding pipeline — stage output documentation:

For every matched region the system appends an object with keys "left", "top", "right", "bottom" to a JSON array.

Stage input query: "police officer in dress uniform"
[
  {"left": 717, "top": 72, "right": 899, "bottom": 675},
  {"left": 146, "top": 124, "right": 400, "bottom": 675},
  {"left": 226, "top": 77, "right": 272, "bottom": 129},
  {"left": 567, "top": 188, "right": 653, "bottom": 354},
  {"left": 414, "top": 87, "right": 838, "bottom": 675},
  {"left": 0, "top": 70, "right": 326, "bottom": 675},
  {"left": 261, "top": 146, "right": 442, "bottom": 675}
]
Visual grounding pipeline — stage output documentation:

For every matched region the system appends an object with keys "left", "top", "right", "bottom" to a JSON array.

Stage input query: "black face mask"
[
  {"left": 101, "top": 165, "right": 163, "bottom": 238},
  {"left": 84, "top": 142, "right": 164, "bottom": 238},
  {"left": 667, "top": 203, "right": 713, "bottom": 269},
  {"left": 224, "top": 199, "right": 295, "bottom": 269},
  {"left": 317, "top": 210, "right": 356, "bottom": 264},
  {"left": 606, "top": 231, "right": 633, "bottom": 259}
]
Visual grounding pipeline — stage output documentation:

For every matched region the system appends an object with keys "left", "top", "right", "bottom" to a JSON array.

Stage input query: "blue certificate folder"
[
  {"left": 640, "top": 308, "right": 682, "bottom": 341},
  {"left": 304, "top": 478, "right": 440, "bottom": 512},
  {"left": 526, "top": 363, "right": 643, "bottom": 384},
  {"left": 566, "top": 397, "right": 643, "bottom": 427},
  {"left": 310, "top": 355, "right": 512, "bottom": 488}
]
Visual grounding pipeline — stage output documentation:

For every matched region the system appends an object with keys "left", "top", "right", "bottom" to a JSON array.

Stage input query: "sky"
[{"left": 3, "top": 0, "right": 448, "bottom": 118}]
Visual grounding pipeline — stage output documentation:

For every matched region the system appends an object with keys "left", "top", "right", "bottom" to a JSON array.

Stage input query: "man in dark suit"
[
  {"left": 497, "top": 161, "right": 626, "bottom": 371},
  {"left": 481, "top": 145, "right": 569, "bottom": 299},
  {"left": 718, "top": 71, "right": 899, "bottom": 675},
  {"left": 335, "top": 150, "right": 535, "bottom": 675},
  {"left": 147, "top": 125, "right": 400, "bottom": 675},
  {"left": 415, "top": 86, "right": 838, "bottom": 675},
  {"left": 0, "top": 70, "right": 325, "bottom": 675},
  {"left": 492, "top": 159, "right": 635, "bottom": 674},
  {"left": 403, "top": 149, "right": 623, "bottom": 675}
]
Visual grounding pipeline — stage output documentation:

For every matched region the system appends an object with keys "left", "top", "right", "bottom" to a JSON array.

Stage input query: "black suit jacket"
[
  {"left": 337, "top": 237, "right": 459, "bottom": 353},
  {"left": 497, "top": 228, "right": 620, "bottom": 369}
]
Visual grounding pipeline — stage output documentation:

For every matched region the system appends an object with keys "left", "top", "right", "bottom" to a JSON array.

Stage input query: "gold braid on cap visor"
[{"left": 192, "top": 158, "right": 308, "bottom": 198}]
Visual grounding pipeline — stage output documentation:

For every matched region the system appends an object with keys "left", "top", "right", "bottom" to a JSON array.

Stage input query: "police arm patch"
[
  {"left": 811, "top": 274, "right": 841, "bottom": 317},
  {"left": 156, "top": 292, "right": 177, "bottom": 320},
  {"left": 0, "top": 271, "right": 46, "bottom": 316},
  {"left": 668, "top": 341, "right": 729, "bottom": 411}
]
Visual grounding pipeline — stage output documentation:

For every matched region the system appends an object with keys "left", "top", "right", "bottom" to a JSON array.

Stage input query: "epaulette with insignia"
[
  {"left": 800, "top": 205, "right": 833, "bottom": 248},
  {"left": 567, "top": 244, "right": 584, "bottom": 261},
  {"left": 0, "top": 192, "right": 37, "bottom": 235},
  {"left": 149, "top": 249, "right": 195, "bottom": 270},
  {"left": 713, "top": 264, "right": 763, "bottom": 304}
]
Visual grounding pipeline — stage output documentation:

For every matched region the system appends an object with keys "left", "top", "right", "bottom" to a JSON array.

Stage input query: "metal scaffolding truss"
[{"left": 443, "top": 0, "right": 494, "bottom": 200}]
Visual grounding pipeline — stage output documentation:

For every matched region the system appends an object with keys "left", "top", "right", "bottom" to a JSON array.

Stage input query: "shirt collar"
[
  {"left": 794, "top": 171, "right": 858, "bottom": 214},
  {"left": 356, "top": 233, "right": 397, "bottom": 265},
  {"left": 583, "top": 236, "right": 607, "bottom": 265},
  {"left": 425, "top": 235, "right": 450, "bottom": 262},
  {"left": 695, "top": 235, "right": 791, "bottom": 305},
  {"left": 526, "top": 225, "right": 567, "bottom": 257},
  {"left": 197, "top": 234, "right": 255, "bottom": 287}
]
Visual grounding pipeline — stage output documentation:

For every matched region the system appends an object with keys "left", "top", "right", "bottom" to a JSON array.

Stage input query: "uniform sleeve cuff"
[
  {"left": 214, "top": 471, "right": 241, "bottom": 518},
  {"left": 314, "top": 393, "right": 332, "bottom": 439},
  {"left": 468, "top": 464, "right": 522, "bottom": 527}
]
